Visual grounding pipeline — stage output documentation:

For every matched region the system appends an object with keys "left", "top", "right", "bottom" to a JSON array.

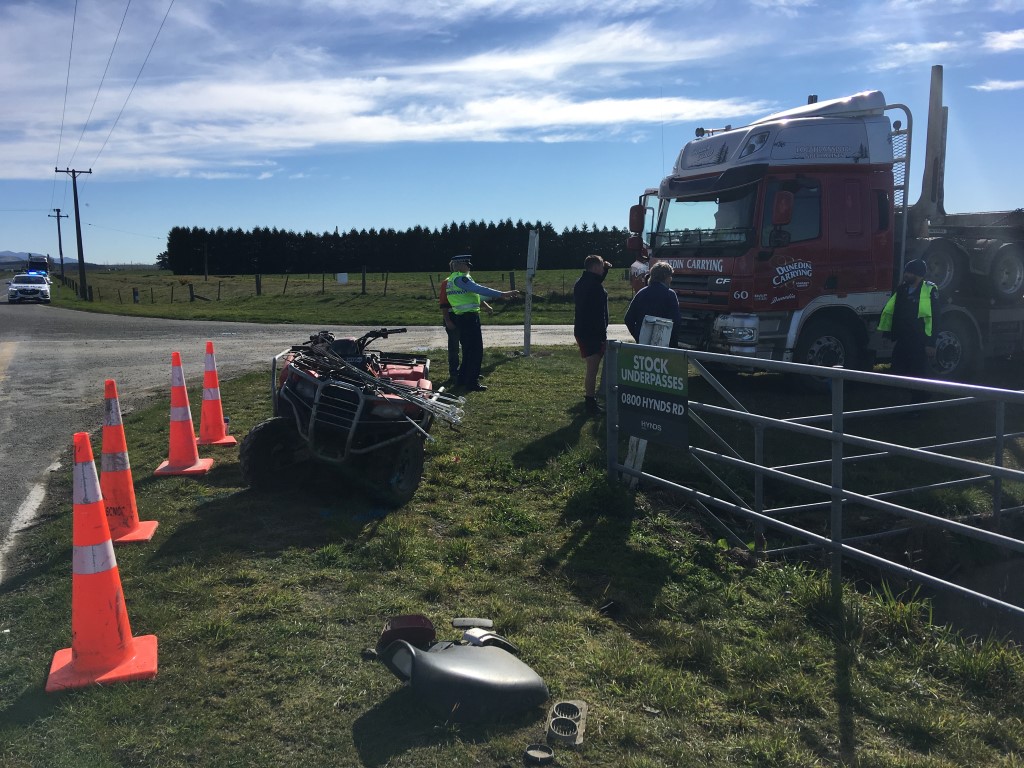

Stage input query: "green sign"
[{"left": 615, "top": 347, "right": 689, "bottom": 448}]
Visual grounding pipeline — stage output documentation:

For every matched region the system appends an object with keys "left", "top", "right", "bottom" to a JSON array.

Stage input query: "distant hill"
[
  {"left": 0, "top": 251, "right": 82, "bottom": 270},
  {"left": 0, "top": 251, "right": 32, "bottom": 267}
]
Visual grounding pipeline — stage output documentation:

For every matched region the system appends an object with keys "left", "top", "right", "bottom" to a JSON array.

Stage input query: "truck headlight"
[{"left": 719, "top": 326, "right": 757, "bottom": 342}]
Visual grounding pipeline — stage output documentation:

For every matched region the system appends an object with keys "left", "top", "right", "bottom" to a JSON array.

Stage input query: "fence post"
[
  {"left": 117, "top": 289, "right": 122, "bottom": 304},
  {"left": 361, "top": 265, "right": 367, "bottom": 295},
  {"left": 829, "top": 374, "right": 845, "bottom": 620},
  {"left": 384, "top": 272, "right": 389, "bottom": 296},
  {"left": 605, "top": 342, "right": 619, "bottom": 481},
  {"left": 282, "top": 274, "right": 289, "bottom": 295},
  {"left": 132, "top": 287, "right": 139, "bottom": 304},
  {"left": 255, "top": 273, "right": 262, "bottom": 296},
  {"left": 994, "top": 401, "right": 1006, "bottom": 530},
  {"left": 754, "top": 424, "right": 766, "bottom": 556},
  {"left": 170, "top": 285, "right": 174, "bottom": 303},
  {"left": 217, "top": 281, "right": 222, "bottom": 301},
  {"left": 188, "top": 283, "right": 196, "bottom": 302},
  {"left": 151, "top": 287, "right": 155, "bottom": 303},
  {"left": 429, "top": 273, "right": 436, "bottom": 299},
  {"left": 88, "top": 285, "right": 93, "bottom": 301}
]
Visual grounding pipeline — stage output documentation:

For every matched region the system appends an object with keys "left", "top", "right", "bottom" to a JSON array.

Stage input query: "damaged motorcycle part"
[{"left": 378, "top": 639, "right": 549, "bottom": 723}]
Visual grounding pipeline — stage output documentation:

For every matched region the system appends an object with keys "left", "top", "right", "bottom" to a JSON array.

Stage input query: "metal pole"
[
  {"left": 830, "top": 375, "right": 845, "bottom": 618},
  {"left": 605, "top": 342, "right": 619, "bottom": 480},
  {"left": 994, "top": 401, "right": 1005, "bottom": 530}
]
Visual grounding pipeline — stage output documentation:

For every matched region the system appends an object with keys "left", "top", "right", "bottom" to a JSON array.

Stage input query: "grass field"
[
  {"left": 30, "top": 267, "right": 639, "bottom": 325},
  {"left": 1, "top": 347, "right": 1023, "bottom": 767}
]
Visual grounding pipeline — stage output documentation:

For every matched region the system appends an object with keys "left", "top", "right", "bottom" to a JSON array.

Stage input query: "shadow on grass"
[
  {"left": 511, "top": 407, "right": 591, "bottom": 471},
  {"left": 351, "top": 687, "right": 541, "bottom": 767},
  {"left": 150, "top": 483, "right": 376, "bottom": 564},
  {"left": 0, "top": 685, "right": 61, "bottom": 730},
  {"left": 550, "top": 478, "right": 682, "bottom": 620}
]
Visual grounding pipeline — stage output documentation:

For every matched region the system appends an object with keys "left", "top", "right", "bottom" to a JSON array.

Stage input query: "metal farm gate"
[{"left": 604, "top": 340, "right": 1024, "bottom": 623}]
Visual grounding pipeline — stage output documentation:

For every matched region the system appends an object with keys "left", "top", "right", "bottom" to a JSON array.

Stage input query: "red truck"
[{"left": 627, "top": 65, "right": 1024, "bottom": 381}]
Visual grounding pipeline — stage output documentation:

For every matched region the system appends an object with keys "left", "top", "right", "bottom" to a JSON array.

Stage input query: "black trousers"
[
  {"left": 452, "top": 311, "right": 483, "bottom": 385},
  {"left": 444, "top": 322, "right": 460, "bottom": 378}
]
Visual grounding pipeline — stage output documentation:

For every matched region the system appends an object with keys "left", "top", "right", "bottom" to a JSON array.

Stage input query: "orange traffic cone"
[
  {"left": 198, "top": 341, "right": 237, "bottom": 446},
  {"left": 101, "top": 379, "right": 158, "bottom": 543},
  {"left": 154, "top": 352, "right": 214, "bottom": 476},
  {"left": 46, "top": 433, "right": 158, "bottom": 692}
]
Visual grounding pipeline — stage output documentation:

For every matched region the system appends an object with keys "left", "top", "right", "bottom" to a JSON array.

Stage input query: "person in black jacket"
[
  {"left": 624, "top": 261, "right": 682, "bottom": 346},
  {"left": 573, "top": 254, "right": 613, "bottom": 415}
]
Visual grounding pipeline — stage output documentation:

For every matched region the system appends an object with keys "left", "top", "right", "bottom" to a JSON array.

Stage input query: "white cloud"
[
  {"left": 870, "top": 40, "right": 963, "bottom": 69},
  {"left": 970, "top": 79, "right": 1024, "bottom": 91},
  {"left": 984, "top": 28, "right": 1024, "bottom": 51}
]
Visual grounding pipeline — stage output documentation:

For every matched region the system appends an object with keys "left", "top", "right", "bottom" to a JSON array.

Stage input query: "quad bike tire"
[
  {"left": 362, "top": 436, "right": 426, "bottom": 507},
  {"left": 239, "top": 416, "right": 307, "bottom": 491}
]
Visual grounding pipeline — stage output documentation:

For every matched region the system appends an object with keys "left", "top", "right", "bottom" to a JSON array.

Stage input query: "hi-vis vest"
[
  {"left": 879, "top": 282, "right": 936, "bottom": 337},
  {"left": 446, "top": 271, "right": 480, "bottom": 314}
]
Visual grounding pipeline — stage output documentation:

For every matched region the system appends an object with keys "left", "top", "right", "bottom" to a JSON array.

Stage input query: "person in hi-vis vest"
[
  {"left": 878, "top": 258, "right": 939, "bottom": 400},
  {"left": 445, "top": 254, "right": 518, "bottom": 392}
]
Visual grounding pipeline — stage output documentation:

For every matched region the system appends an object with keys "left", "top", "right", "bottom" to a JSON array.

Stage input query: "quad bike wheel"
[
  {"left": 362, "top": 436, "right": 426, "bottom": 507},
  {"left": 239, "top": 416, "right": 307, "bottom": 491}
]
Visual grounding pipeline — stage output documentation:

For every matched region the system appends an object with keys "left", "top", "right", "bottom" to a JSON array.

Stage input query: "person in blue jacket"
[
  {"left": 445, "top": 254, "right": 518, "bottom": 391},
  {"left": 624, "top": 261, "right": 682, "bottom": 346}
]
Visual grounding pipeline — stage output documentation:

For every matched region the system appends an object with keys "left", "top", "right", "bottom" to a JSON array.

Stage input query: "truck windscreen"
[{"left": 654, "top": 183, "right": 757, "bottom": 249}]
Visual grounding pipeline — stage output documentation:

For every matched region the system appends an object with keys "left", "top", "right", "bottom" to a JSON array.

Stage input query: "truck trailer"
[{"left": 627, "top": 65, "right": 1024, "bottom": 381}]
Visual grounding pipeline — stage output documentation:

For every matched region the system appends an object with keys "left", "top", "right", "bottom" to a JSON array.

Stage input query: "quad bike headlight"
[{"left": 371, "top": 403, "right": 405, "bottom": 419}]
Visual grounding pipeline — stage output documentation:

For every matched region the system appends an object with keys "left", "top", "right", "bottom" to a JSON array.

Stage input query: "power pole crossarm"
[{"left": 54, "top": 168, "right": 93, "bottom": 300}]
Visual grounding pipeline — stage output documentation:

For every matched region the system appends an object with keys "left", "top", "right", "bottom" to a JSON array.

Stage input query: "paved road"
[{"left": 0, "top": 302, "right": 628, "bottom": 580}]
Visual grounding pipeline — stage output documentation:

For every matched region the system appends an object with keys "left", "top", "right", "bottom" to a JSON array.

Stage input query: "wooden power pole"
[
  {"left": 55, "top": 168, "right": 92, "bottom": 300},
  {"left": 48, "top": 208, "right": 68, "bottom": 280}
]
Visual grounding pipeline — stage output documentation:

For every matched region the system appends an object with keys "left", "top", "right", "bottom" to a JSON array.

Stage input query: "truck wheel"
[
  {"left": 931, "top": 314, "right": 979, "bottom": 381},
  {"left": 923, "top": 239, "right": 967, "bottom": 295},
  {"left": 793, "top": 319, "right": 859, "bottom": 389},
  {"left": 365, "top": 437, "right": 425, "bottom": 507},
  {"left": 988, "top": 244, "right": 1024, "bottom": 305},
  {"left": 240, "top": 416, "right": 306, "bottom": 490}
]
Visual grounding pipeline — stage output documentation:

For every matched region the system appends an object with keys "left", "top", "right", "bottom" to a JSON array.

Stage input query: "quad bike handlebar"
[{"left": 305, "top": 327, "right": 407, "bottom": 354}]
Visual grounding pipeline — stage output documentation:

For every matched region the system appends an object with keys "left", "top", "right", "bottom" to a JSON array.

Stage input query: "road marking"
[
  {"left": 0, "top": 460, "right": 61, "bottom": 586},
  {"left": 0, "top": 342, "right": 16, "bottom": 383}
]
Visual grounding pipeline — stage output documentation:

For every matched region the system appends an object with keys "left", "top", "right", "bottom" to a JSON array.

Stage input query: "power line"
[
  {"left": 69, "top": 1, "right": 134, "bottom": 169},
  {"left": 51, "top": 0, "right": 79, "bottom": 211},
  {"left": 91, "top": 0, "right": 176, "bottom": 168}
]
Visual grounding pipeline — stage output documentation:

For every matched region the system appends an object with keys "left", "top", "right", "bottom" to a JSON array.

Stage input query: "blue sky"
[{"left": 0, "top": 0, "right": 1022, "bottom": 265}]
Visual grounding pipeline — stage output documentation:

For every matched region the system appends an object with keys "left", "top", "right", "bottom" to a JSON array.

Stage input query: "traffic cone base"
[
  {"left": 46, "top": 635, "right": 158, "bottom": 692},
  {"left": 198, "top": 433, "right": 237, "bottom": 447},
  {"left": 154, "top": 456, "right": 214, "bottom": 477},
  {"left": 113, "top": 519, "right": 159, "bottom": 544}
]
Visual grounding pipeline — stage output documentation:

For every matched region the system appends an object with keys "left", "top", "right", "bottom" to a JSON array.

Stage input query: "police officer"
[
  {"left": 446, "top": 255, "right": 518, "bottom": 391},
  {"left": 879, "top": 258, "right": 938, "bottom": 388}
]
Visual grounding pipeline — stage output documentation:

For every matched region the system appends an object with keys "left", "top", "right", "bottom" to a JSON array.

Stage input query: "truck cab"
[{"left": 630, "top": 90, "right": 911, "bottom": 372}]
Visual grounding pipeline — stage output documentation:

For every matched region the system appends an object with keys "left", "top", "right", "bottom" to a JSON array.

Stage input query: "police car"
[{"left": 6, "top": 273, "right": 51, "bottom": 304}]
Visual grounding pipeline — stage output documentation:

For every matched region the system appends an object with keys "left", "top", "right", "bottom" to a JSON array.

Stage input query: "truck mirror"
[
  {"left": 628, "top": 204, "right": 646, "bottom": 234},
  {"left": 626, "top": 235, "right": 644, "bottom": 253},
  {"left": 772, "top": 191, "right": 794, "bottom": 226}
]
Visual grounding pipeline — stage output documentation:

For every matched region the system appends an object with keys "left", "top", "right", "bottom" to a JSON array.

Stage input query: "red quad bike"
[{"left": 240, "top": 328, "right": 464, "bottom": 505}]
